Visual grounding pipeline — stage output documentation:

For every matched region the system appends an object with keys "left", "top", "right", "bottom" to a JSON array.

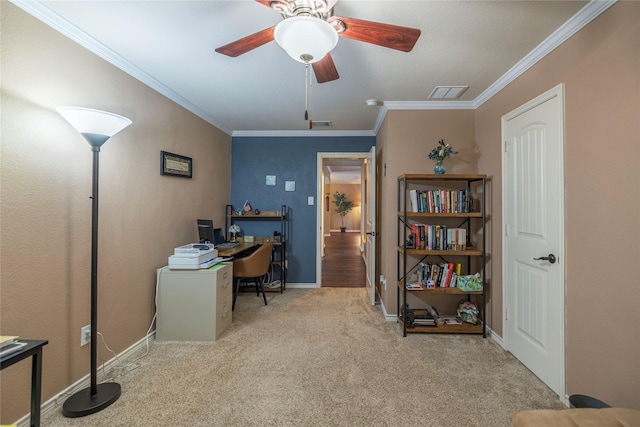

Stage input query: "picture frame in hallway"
[{"left": 160, "top": 151, "right": 192, "bottom": 178}]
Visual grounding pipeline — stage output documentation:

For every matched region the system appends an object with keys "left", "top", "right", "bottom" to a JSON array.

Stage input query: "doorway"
[
  {"left": 502, "top": 84, "right": 566, "bottom": 398},
  {"left": 316, "top": 152, "right": 371, "bottom": 290}
]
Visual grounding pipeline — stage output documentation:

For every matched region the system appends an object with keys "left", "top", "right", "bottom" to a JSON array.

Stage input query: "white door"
[
  {"left": 502, "top": 84, "right": 565, "bottom": 397},
  {"left": 364, "top": 146, "right": 377, "bottom": 305}
]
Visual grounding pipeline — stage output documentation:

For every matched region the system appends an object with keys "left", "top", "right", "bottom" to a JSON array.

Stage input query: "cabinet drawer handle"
[
  {"left": 221, "top": 310, "right": 228, "bottom": 318},
  {"left": 223, "top": 272, "right": 228, "bottom": 279}
]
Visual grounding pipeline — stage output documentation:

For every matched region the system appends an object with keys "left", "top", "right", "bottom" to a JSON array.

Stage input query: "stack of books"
[
  {"left": 412, "top": 316, "right": 436, "bottom": 327},
  {"left": 406, "top": 309, "right": 436, "bottom": 327},
  {"left": 0, "top": 335, "right": 27, "bottom": 358}
]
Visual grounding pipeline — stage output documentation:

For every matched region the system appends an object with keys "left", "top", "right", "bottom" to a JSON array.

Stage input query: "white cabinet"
[{"left": 156, "top": 263, "right": 232, "bottom": 341}]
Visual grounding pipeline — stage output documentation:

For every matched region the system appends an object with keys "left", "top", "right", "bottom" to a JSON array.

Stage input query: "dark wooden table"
[{"left": 1, "top": 339, "right": 48, "bottom": 427}]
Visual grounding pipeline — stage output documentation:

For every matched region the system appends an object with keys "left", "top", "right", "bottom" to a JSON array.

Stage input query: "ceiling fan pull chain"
[
  {"left": 309, "top": 65, "right": 313, "bottom": 122},
  {"left": 304, "top": 62, "right": 309, "bottom": 121}
]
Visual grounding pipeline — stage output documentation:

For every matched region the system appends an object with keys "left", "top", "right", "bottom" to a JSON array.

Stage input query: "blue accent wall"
[{"left": 231, "top": 136, "right": 375, "bottom": 284}]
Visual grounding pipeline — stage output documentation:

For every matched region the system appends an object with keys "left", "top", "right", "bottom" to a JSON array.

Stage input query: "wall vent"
[{"left": 311, "top": 121, "right": 333, "bottom": 128}]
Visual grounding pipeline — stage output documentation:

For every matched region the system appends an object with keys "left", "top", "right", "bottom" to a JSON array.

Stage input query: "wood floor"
[{"left": 321, "top": 232, "right": 366, "bottom": 287}]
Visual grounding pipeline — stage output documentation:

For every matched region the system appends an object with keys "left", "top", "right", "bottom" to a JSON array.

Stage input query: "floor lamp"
[{"left": 57, "top": 106, "right": 132, "bottom": 417}]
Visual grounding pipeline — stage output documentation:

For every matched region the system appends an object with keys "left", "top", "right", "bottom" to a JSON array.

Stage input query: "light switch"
[
  {"left": 308, "top": 196, "right": 314, "bottom": 205},
  {"left": 285, "top": 181, "right": 295, "bottom": 192},
  {"left": 266, "top": 175, "right": 276, "bottom": 186}
]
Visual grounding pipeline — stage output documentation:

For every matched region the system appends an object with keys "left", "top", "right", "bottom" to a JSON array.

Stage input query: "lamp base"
[{"left": 62, "top": 382, "right": 121, "bottom": 418}]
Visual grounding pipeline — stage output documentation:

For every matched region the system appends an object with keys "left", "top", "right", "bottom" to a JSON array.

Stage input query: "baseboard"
[
  {"left": 487, "top": 326, "right": 504, "bottom": 348},
  {"left": 13, "top": 331, "right": 156, "bottom": 427},
  {"left": 286, "top": 282, "right": 319, "bottom": 289},
  {"left": 380, "top": 299, "right": 398, "bottom": 322}
]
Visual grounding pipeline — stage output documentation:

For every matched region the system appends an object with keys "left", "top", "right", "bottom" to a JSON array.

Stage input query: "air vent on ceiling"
[
  {"left": 429, "top": 86, "right": 469, "bottom": 99},
  {"left": 311, "top": 121, "right": 333, "bottom": 128}
]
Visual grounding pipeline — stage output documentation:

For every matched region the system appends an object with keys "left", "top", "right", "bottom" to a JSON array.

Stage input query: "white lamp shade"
[
  {"left": 57, "top": 107, "right": 132, "bottom": 138},
  {"left": 229, "top": 224, "right": 242, "bottom": 234},
  {"left": 274, "top": 16, "right": 338, "bottom": 63}
]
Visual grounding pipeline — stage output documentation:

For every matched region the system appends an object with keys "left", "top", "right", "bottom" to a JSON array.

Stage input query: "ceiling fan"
[{"left": 215, "top": 0, "right": 421, "bottom": 84}]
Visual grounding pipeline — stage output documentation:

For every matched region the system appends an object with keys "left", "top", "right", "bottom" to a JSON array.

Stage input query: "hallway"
[{"left": 321, "top": 232, "right": 366, "bottom": 287}]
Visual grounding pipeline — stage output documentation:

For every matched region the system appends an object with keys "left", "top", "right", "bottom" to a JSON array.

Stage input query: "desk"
[
  {"left": 216, "top": 242, "right": 259, "bottom": 258},
  {"left": 1, "top": 339, "right": 48, "bottom": 427}
]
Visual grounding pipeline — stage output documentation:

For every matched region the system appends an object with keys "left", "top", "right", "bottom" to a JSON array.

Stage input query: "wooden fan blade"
[
  {"left": 329, "top": 16, "right": 421, "bottom": 52},
  {"left": 254, "top": 0, "right": 274, "bottom": 7},
  {"left": 215, "top": 26, "right": 275, "bottom": 57},
  {"left": 312, "top": 53, "right": 340, "bottom": 84}
]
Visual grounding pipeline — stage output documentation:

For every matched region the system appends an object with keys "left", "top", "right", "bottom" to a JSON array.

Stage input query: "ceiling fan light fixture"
[{"left": 274, "top": 16, "right": 338, "bottom": 63}]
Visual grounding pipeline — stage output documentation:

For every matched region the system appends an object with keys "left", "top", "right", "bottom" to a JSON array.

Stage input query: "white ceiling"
[
  {"left": 324, "top": 158, "right": 364, "bottom": 184},
  {"left": 15, "top": 0, "right": 609, "bottom": 137}
]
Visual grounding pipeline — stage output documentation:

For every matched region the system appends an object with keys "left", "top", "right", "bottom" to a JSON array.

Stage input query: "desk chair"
[{"left": 232, "top": 242, "right": 273, "bottom": 310}]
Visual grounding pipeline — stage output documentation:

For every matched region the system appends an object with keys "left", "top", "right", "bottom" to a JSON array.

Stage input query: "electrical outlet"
[{"left": 80, "top": 325, "right": 91, "bottom": 347}]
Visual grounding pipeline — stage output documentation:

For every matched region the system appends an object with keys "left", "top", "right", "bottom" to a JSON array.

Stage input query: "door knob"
[{"left": 534, "top": 254, "right": 557, "bottom": 264}]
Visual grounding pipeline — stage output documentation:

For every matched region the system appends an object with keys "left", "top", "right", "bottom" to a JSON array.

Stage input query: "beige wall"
[
  {"left": 378, "top": 1, "right": 639, "bottom": 409},
  {"left": 376, "top": 109, "right": 477, "bottom": 314},
  {"left": 1, "top": 3, "right": 231, "bottom": 423}
]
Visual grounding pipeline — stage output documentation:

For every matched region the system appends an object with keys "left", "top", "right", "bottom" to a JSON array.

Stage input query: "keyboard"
[{"left": 217, "top": 242, "right": 240, "bottom": 249}]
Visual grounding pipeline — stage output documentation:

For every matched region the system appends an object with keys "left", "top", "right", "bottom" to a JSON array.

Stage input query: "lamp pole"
[
  {"left": 89, "top": 144, "right": 101, "bottom": 397},
  {"left": 57, "top": 108, "right": 131, "bottom": 418}
]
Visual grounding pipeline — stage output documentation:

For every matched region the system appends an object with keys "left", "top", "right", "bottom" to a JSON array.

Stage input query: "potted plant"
[{"left": 333, "top": 191, "right": 353, "bottom": 232}]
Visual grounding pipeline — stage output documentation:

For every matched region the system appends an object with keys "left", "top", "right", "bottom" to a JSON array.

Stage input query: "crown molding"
[
  {"left": 10, "top": 0, "right": 232, "bottom": 136},
  {"left": 473, "top": 0, "right": 617, "bottom": 108},
  {"left": 231, "top": 129, "right": 376, "bottom": 138}
]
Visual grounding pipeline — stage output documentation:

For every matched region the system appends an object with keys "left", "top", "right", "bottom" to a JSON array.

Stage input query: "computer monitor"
[
  {"left": 213, "top": 228, "right": 226, "bottom": 245},
  {"left": 196, "top": 219, "right": 215, "bottom": 244}
]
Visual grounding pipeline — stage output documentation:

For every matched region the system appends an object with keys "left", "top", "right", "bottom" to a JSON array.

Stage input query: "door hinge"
[
  {"left": 504, "top": 141, "right": 508, "bottom": 153},
  {"left": 505, "top": 307, "right": 509, "bottom": 321},
  {"left": 505, "top": 224, "right": 508, "bottom": 236}
]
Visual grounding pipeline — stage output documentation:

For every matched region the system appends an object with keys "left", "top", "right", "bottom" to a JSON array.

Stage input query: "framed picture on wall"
[{"left": 160, "top": 151, "right": 192, "bottom": 178}]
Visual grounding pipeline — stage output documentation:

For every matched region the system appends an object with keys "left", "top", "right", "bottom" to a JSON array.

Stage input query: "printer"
[{"left": 168, "top": 243, "right": 219, "bottom": 270}]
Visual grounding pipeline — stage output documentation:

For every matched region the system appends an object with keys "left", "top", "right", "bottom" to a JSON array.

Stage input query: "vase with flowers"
[{"left": 428, "top": 139, "right": 458, "bottom": 174}]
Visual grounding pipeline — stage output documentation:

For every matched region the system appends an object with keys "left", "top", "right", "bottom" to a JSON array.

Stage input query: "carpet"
[{"left": 40, "top": 288, "right": 564, "bottom": 426}]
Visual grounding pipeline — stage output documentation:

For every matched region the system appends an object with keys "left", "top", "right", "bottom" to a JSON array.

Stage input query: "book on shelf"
[
  {"left": 412, "top": 318, "right": 436, "bottom": 326},
  {"left": 411, "top": 262, "right": 463, "bottom": 289},
  {"left": 405, "top": 283, "right": 424, "bottom": 291},
  {"left": 408, "top": 225, "right": 468, "bottom": 251},
  {"left": 408, "top": 188, "right": 471, "bottom": 213},
  {"left": 442, "top": 262, "right": 455, "bottom": 287},
  {"left": 440, "top": 315, "right": 463, "bottom": 325}
]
